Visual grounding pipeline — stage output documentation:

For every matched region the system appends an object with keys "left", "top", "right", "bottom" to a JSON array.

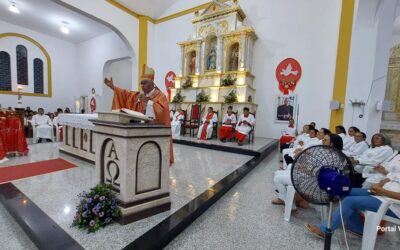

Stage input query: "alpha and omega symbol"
[{"left": 103, "top": 140, "right": 120, "bottom": 191}]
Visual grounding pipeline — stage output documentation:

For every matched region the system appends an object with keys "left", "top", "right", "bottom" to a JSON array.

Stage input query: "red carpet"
[{"left": 0, "top": 159, "right": 77, "bottom": 184}]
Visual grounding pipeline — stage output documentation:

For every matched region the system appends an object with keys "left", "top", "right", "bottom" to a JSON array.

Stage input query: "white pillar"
[
  {"left": 179, "top": 46, "right": 184, "bottom": 76},
  {"left": 196, "top": 42, "right": 201, "bottom": 75},
  {"left": 216, "top": 36, "right": 223, "bottom": 72},
  {"left": 200, "top": 41, "right": 206, "bottom": 74},
  {"left": 240, "top": 32, "right": 247, "bottom": 70}
]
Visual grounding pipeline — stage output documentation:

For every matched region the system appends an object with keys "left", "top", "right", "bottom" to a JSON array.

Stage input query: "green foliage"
[
  {"left": 172, "top": 90, "right": 185, "bottom": 103},
  {"left": 72, "top": 184, "right": 121, "bottom": 233},
  {"left": 221, "top": 75, "right": 236, "bottom": 86},
  {"left": 182, "top": 78, "right": 193, "bottom": 89},
  {"left": 196, "top": 89, "right": 209, "bottom": 102},
  {"left": 224, "top": 90, "right": 238, "bottom": 103}
]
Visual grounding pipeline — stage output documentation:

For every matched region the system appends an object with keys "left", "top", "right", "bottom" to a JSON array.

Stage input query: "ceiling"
[
  {"left": 114, "top": 0, "right": 179, "bottom": 19},
  {"left": 0, "top": 0, "right": 111, "bottom": 43}
]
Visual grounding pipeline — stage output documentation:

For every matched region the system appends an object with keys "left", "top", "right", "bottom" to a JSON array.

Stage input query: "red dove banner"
[{"left": 275, "top": 58, "right": 302, "bottom": 95}]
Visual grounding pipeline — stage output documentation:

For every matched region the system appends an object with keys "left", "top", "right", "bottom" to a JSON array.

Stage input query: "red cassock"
[{"left": 0, "top": 113, "right": 29, "bottom": 159}]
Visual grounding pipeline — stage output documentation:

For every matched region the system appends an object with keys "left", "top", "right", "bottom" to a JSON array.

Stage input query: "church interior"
[{"left": 1, "top": 0, "right": 400, "bottom": 249}]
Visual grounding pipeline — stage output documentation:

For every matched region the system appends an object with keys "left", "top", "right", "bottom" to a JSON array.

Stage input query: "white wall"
[
  {"left": 344, "top": 0, "right": 398, "bottom": 139},
  {"left": 59, "top": 0, "right": 138, "bottom": 80},
  {"left": 0, "top": 20, "right": 79, "bottom": 112},
  {"left": 151, "top": 0, "right": 342, "bottom": 138},
  {"left": 76, "top": 31, "right": 132, "bottom": 112}
]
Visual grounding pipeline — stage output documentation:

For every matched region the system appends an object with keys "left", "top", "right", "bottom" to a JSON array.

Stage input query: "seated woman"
[
  {"left": 352, "top": 133, "right": 393, "bottom": 173},
  {"left": 343, "top": 131, "right": 369, "bottom": 157},
  {"left": 305, "top": 175, "right": 400, "bottom": 239},
  {"left": 362, "top": 153, "right": 400, "bottom": 188},
  {"left": 343, "top": 126, "right": 360, "bottom": 151},
  {"left": 234, "top": 107, "right": 255, "bottom": 145},
  {"left": 171, "top": 107, "right": 185, "bottom": 139},
  {"left": 272, "top": 133, "right": 344, "bottom": 210},
  {"left": 219, "top": 106, "right": 237, "bottom": 142},
  {"left": 197, "top": 107, "right": 218, "bottom": 140},
  {"left": 283, "top": 128, "right": 321, "bottom": 166}
]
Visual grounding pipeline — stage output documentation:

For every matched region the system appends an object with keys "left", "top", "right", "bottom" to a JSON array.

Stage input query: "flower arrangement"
[
  {"left": 221, "top": 74, "right": 236, "bottom": 86},
  {"left": 224, "top": 90, "right": 238, "bottom": 103},
  {"left": 172, "top": 90, "right": 185, "bottom": 103},
  {"left": 182, "top": 77, "right": 193, "bottom": 89},
  {"left": 72, "top": 184, "right": 121, "bottom": 233},
  {"left": 196, "top": 89, "right": 209, "bottom": 102}
]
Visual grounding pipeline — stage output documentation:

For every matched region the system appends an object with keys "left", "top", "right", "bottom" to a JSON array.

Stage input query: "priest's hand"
[
  {"left": 104, "top": 77, "right": 114, "bottom": 90},
  {"left": 138, "top": 94, "right": 150, "bottom": 103}
]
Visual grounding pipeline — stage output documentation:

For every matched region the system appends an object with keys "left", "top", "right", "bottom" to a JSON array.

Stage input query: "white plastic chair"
[
  {"left": 362, "top": 197, "right": 400, "bottom": 250},
  {"left": 284, "top": 185, "right": 328, "bottom": 222}
]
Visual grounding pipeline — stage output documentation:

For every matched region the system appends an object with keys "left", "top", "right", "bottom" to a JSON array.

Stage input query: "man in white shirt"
[
  {"left": 171, "top": 108, "right": 185, "bottom": 139},
  {"left": 343, "top": 131, "right": 368, "bottom": 157},
  {"left": 234, "top": 107, "right": 255, "bottom": 145},
  {"left": 342, "top": 126, "right": 360, "bottom": 151},
  {"left": 31, "top": 108, "right": 53, "bottom": 143}
]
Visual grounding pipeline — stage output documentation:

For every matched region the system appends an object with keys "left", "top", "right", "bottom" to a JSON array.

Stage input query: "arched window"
[
  {"left": 34, "top": 58, "right": 44, "bottom": 94},
  {"left": 0, "top": 51, "right": 11, "bottom": 91},
  {"left": 16, "top": 45, "right": 28, "bottom": 85}
]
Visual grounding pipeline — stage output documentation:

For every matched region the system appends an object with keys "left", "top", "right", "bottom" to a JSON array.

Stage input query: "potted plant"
[
  {"left": 224, "top": 90, "right": 238, "bottom": 103},
  {"left": 182, "top": 77, "right": 193, "bottom": 89},
  {"left": 172, "top": 90, "right": 185, "bottom": 103},
  {"left": 72, "top": 184, "right": 121, "bottom": 233},
  {"left": 221, "top": 74, "right": 237, "bottom": 86},
  {"left": 196, "top": 89, "right": 209, "bottom": 102}
]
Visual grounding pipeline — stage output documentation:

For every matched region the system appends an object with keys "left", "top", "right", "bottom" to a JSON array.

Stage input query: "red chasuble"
[{"left": 199, "top": 112, "right": 214, "bottom": 140}]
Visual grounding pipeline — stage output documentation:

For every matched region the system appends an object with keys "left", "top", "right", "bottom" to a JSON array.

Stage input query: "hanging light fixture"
[
  {"left": 60, "top": 21, "right": 70, "bottom": 34},
  {"left": 9, "top": 2, "right": 20, "bottom": 14}
]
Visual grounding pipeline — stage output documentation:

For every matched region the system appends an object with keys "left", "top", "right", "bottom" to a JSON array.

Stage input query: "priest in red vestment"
[{"left": 104, "top": 64, "right": 174, "bottom": 165}]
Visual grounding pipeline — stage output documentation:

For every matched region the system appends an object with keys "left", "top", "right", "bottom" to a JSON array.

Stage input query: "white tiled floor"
[
  {"left": 166, "top": 152, "right": 400, "bottom": 250},
  {"left": 0, "top": 142, "right": 253, "bottom": 249}
]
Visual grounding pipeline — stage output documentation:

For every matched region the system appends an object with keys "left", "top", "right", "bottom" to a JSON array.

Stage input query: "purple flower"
[
  {"left": 92, "top": 207, "right": 98, "bottom": 214},
  {"left": 99, "top": 196, "right": 105, "bottom": 201},
  {"left": 87, "top": 198, "right": 93, "bottom": 203},
  {"left": 89, "top": 220, "right": 95, "bottom": 227},
  {"left": 99, "top": 211, "right": 105, "bottom": 217}
]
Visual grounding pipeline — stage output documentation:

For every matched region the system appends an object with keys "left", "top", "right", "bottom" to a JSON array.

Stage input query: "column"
[
  {"left": 200, "top": 41, "right": 206, "bottom": 74},
  {"left": 240, "top": 32, "right": 247, "bottom": 70},
  {"left": 179, "top": 46, "right": 185, "bottom": 76},
  {"left": 216, "top": 36, "right": 223, "bottom": 72},
  {"left": 195, "top": 42, "right": 201, "bottom": 75}
]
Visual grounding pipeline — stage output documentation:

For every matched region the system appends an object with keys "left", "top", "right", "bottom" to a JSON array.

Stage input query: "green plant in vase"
[
  {"left": 172, "top": 90, "right": 185, "bottom": 103},
  {"left": 224, "top": 90, "right": 238, "bottom": 103},
  {"left": 196, "top": 89, "right": 209, "bottom": 102},
  {"left": 182, "top": 77, "right": 193, "bottom": 89},
  {"left": 221, "top": 74, "right": 237, "bottom": 86}
]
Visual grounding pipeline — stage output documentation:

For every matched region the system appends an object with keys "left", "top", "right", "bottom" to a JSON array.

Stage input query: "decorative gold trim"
[
  {"left": 192, "top": 5, "right": 246, "bottom": 24},
  {"left": 155, "top": 3, "right": 211, "bottom": 24},
  {"left": 0, "top": 32, "right": 52, "bottom": 97}
]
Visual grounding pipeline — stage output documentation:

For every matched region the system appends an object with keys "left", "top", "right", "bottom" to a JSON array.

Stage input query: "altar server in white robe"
[
  {"left": 351, "top": 133, "right": 394, "bottom": 173},
  {"left": 197, "top": 107, "right": 218, "bottom": 140},
  {"left": 31, "top": 108, "right": 54, "bottom": 143},
  {"left": 363, "top": 154, "right": 400, "bottom": 188},
  {"left": 343, "top": 131, "right": 368, "bottom": 157},
  {"left": 171, "top": 108, "right": 185, "bottom": 139},
  {"left": 234, "top": 107, "right": 255, "bottom": 145},
  {"left": 219, "top": 106, "right": 237, "bottom": 142}
]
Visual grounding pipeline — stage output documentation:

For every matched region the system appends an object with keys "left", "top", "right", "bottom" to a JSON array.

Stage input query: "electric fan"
[{"left": 291, "top": 145, "right": 354, "bottom": 250}]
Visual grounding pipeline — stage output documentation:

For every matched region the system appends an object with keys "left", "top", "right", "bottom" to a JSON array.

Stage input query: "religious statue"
[
  {"left": 230, "top": 45, "right": 239, "bottom": 71},
  {"left": 189, "top": 51, "right": 196, "bottom": 75},
  {"left": 206, "top": 47, "right": 217, "bottom": 70}
]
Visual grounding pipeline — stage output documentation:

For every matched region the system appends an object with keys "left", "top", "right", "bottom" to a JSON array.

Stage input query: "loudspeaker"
[{"left": 329, "top": 100, "right": 340, "bottom": 110}]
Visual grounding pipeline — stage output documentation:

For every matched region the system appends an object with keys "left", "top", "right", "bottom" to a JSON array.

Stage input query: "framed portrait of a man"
[{"left": 275, "top": 94, "right": 297, "bottom": 122}]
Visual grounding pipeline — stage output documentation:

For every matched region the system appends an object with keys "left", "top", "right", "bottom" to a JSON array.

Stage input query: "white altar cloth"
[{"left": 58, "top": 114, "right": 98, "bottom": 130}]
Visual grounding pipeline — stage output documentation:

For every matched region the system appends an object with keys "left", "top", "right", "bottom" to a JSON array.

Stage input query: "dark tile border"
[
  {"left": 0, "top": 183, "right": 84, "bottom": 250},
  {"left": 173, "top": 138, "right": 275, "bottom": 156},
  {"left": 123, "top": 140, "right": 278, "bottom": 250}
]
